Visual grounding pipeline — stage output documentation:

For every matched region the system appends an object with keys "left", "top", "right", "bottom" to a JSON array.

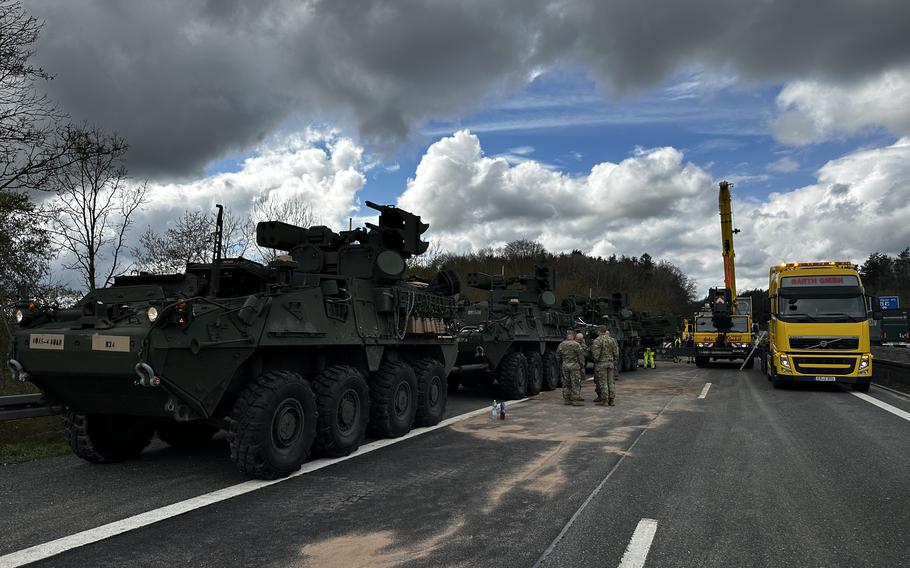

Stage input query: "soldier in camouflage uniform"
[
  {"left": 557, "top": 331, "right": 586, "bottom": 406},
  {"left": 590, "top": 328, "right": 619, "bottom": 406}
]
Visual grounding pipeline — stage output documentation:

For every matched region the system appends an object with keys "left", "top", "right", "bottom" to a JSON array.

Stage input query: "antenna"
[
  {"left": 211, "top": 204, "right": 224, "bottom": 297},
  {"left": 349, "top": 217, "right": 353, "bottom": 231}
]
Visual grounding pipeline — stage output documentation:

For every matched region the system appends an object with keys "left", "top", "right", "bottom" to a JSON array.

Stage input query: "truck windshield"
[
  {"left": 778, "top": 295, "right": 866, "bottom": 322},
  {"left": 695, "top": 316, "right": 749, "bottom": 332}
]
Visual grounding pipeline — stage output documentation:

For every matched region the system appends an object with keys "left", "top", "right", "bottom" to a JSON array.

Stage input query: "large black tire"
[
  {"left": 851, "top": 382, "right": 871, "bottom": 392},
  {"left": 368, "top": 361, "right": 418, "bottom": 438},
  {"left": 64, "top": 411, "right": 154, "bottom": 464},
  {"left": 156, "top": 420, "right": 218, "bottom": 449},
  {"left": 413, "top": 358, "right": 448, "bottom": 427},
  {"left": 312, "top": 366, "right": 370, "bottom": 457},
  {"left": 498, "top": 352, "right": 528, "bottom": 400},
  {"left": 63, "top": 410, "right": 155, "bottom": 463},
  {"left": 229, "top": 370, "right": 318, "bottom": 479},
  {"left": 542, "top": 350, "right": 560, "bottom": 390},
  {"left": 695, "top": 356, "right": 708, "bottom": 368},
  {"left": 743, "top": 356, "right": 755, "bottom": 369},
  {"left": 525, "top": 352, "right": 544, "bottom": 396}
]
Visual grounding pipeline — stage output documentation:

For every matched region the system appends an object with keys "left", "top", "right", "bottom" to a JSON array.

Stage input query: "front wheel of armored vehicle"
[
  {"left": 498, "top": 352, "right": 528, "bottom": 400},
  {"left": 63, "top": 411, "right": 155, "bottom": 464},
  {"left": 525, "top": 352, "right": 544, "bottom": 396},
  {"left": 413, "top": 358, "right": 448, "bottom": 427},
  {"left": 156, "top": 420, "right": 219, "bottom": 449},
  {"left": 369, "top": 361, "right": 418, "bottom": 438},
  {"left": 229, "top": 370, "right": 318, "bottom": 479},
  {"left": 312, "top": 366, "right": 370, "bottom": 458},
  {"left": 542, "top": 350, "right": 560, "bottom": 391}
]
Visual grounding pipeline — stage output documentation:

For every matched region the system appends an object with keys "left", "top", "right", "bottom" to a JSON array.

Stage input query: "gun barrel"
[{"left": 256, "top": 221, "right": 308, "bottom": 252}]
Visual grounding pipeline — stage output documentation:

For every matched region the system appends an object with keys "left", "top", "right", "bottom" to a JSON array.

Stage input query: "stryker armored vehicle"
[
  {"left": 8, "top": 202, "right": 460, "bottom": 479},
  {"left": 450, "top": 267, "right": 572, "bottom": 399},
  {"left": 564, "top": 293, "right": 641, "bottom": 372}
]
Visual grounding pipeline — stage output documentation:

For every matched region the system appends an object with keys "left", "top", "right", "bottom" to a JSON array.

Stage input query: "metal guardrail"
[
  {"left": 874, "top": 359, "right": 910, "bottom": 394},
  {"left": 0, "top": 393, "right": 62, "bottom": 422}
]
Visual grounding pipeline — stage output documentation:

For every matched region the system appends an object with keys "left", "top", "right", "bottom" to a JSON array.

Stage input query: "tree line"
[{"left": 410, "top": 239, "right": 698, "bottom": 316}]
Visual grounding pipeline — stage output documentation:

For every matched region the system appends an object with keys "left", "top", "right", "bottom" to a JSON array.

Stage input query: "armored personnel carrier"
[
  {"left": 450, "top": 267, "right": 572, "bottom": 399},
  {"left": 8, "top": 202, "right": 459, "bottom": 479},
  {"left": 565, "top": 293, "right": 641, "bottom": 372}
]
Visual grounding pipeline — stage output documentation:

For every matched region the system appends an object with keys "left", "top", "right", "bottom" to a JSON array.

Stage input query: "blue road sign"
[{"left": 880, "top": 296, "right": 900, "bottom": 310}]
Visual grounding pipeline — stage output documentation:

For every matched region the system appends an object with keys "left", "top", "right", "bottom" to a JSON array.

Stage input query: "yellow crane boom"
[{"left": 718, "top": 180, "right": 738, "bottom": 303}]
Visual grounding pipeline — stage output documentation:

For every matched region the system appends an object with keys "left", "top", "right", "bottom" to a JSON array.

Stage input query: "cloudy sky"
[{"left": 28, "top": 0, "right": 910, "bottom": 293}]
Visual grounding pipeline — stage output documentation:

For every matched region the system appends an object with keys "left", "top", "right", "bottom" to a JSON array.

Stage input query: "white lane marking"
[
  {"left": 0, "top": 398, "right": 528, "bottom": 568},
  {"left": 617, "top": 518, "right": 659, "bottom": 568},
  {"left": 698, "top": 382, "right": 712, "bottom": 399},
  {"left": 851, "top": 392, "right": 910, "bottom": 422},
  {"left": 531, "top": 395, "right": 678, "bottom": 568}
]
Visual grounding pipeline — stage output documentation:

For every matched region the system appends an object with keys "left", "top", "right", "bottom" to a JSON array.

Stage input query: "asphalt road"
[{"left": 1, "top": 364, "right": 908, "bottom": 567}]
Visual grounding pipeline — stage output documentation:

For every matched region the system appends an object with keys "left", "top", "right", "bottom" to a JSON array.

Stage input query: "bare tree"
[
  {"left": 249, "top": 195, "right": 319, "bottom": 262},
  {"left": 48, "top": 128, "right": 147, "bottom": 290},
  {"left": 503, "top": 239, "right": 547, "bottom": 260},
  {"left": 133, "top": 210, "right": 214, "bottom": 274}
]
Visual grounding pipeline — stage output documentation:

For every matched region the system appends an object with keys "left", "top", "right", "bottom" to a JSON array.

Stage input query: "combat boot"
[
  {"left": 592, "top": 396, "right": 604, "bottom": 403},
  {"left": 570, "top": 400, "right": 584, "bottom": 406},
  {"left": 572, "top": 396, "right": 585, "bottom": 402},
  {"left": 595, "top": 399, "right": 608, "bottom": 406},
  {"left": 608, "top": 398, "right": 615, "bottom": 406}
]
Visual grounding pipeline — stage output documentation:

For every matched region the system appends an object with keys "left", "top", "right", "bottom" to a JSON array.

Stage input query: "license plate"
[{"left": 814, "top": 376, "right": 836, "bottom": 382}]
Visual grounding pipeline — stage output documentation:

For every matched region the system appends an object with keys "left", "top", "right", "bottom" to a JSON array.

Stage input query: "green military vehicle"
[
  {"left": 565, "top": 293, "right": 641, "bottom": 373},
  {"left": 7, "top": 202, "right": 460, "bottom": 479},
  {"left": 450, "top": 267, "right": 572, "bottom": 399}
]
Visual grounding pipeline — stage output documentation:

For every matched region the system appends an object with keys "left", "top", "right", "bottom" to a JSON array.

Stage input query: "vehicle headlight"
[
  {"left": 858, "top": 355, "right": 870, "bottom": 370},
  {"left": 780, "top": 354, "right": 791, "bottom": 369},
  {"left": 15, "top": 309, "right": 24, "bottom": 324},
  {"left": 146, "top": 306, "right": 159, "bottom": 323}
]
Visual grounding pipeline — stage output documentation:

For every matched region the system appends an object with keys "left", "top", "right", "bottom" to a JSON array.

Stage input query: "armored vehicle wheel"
[
  {"left": 156, "top": 420, "right": 218, "bottom": 449},
  {"left": 413, "top": 358, "right": 448, "bottom": 427},
  {"left": 498, "top": 352, "right": 528, "bottom": 400},
  {"left": 64, "top": 411, "right": 154, "bottom": 464},
  {"left": 368, "top": 361, "right": 418, "bottom": 438},
  {"left": 229, "top": 370, "right": 317, "bottom": 479},
  {"left": 542, "top": 350, "right": 560, "bottom": 390},
  {"left": 312, "top": 366, "right": 370, "bottom": 457},
  {"left": 525, "top": 352, "right": 544, "bottom": 396},
  {"left": 620, "top": 349, "right": 630, "bottom": 372}
]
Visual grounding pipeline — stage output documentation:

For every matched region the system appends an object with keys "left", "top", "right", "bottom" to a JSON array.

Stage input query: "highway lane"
[{"left": 1, "top": 364, "right": 908, "bottom": 567}]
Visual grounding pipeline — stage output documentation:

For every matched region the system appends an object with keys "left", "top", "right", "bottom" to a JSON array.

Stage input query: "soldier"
[
  {"left": 590, "top": 328, "right": 619, "bottom": 406},
  {"left": 557, "top": 331, "right": 586, "bottom": 406}
]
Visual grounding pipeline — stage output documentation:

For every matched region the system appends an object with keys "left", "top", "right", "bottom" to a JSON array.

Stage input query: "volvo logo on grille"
[{"left": 820, "top": 340, "right": 828, "bottom": 347}]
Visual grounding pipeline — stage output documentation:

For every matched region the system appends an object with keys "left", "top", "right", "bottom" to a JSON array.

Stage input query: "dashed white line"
[
  {"left": 851, "top": 392, "right": 910, "bottom": 422},
  {"left": 698, "top": 382, "right": 712, "bottom": 399},
  {"left": 617, "top": 518, "right": 659, "bottom": 568},
  {"left": 0, "top": 398, "right": 528, "bottom": 568}
]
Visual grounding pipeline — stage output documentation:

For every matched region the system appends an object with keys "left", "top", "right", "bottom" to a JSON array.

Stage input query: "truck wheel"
[
  {"left": 525, "top": 352, "right": 544, "bottom": 396},
  {"left": 229, "top": 370, "right": 317, "bottom": 479},
  {"left": 64, "top": 411, "right": 154, "bottom": 463},
  {"left": 413, "top": 358, "right": 448, "bottom": 427},
  {"left": 743, "top": 356, "right": 755, "bottom": 369},
  {"left": 368, "top": 361, "right": 418, "bottom": 438},
  {"left": 695, "top": 356, "right": 708, "bottom": 367},
  {"left": 156, "top": 420, "right": 218, "bottom": 449},
  {"left": 498, "top": 352, "right": 528, "bottom": 400},
  {"left": 312, "top": 366, "right": 370, "bottom": 457},
  {"left": 851, "top": 382, "right": 871, "bottom": 393},
  {"left": 542, "top": 351, "right": 560, "bottom": 390}
]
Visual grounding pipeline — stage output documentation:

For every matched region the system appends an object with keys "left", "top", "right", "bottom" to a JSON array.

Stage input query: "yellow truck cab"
[
  {"left": 766, "top": 262, "right": 880, "bottom": 391},
  {"left": 692, "top": 296, "right": 755, "bottom": 367}
]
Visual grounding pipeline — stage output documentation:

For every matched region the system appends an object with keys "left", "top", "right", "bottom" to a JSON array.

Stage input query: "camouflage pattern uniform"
[
  {"left": 557, "top": 339, "right": 586, "bottom": 403},
  {"left": 590, "top": 332, "right": 619, "bottom": 405}
]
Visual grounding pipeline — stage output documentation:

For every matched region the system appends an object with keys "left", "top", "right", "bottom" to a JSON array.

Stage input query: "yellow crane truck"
[{"left": 764, "top": 261, "right": 881, "bottom": 391}]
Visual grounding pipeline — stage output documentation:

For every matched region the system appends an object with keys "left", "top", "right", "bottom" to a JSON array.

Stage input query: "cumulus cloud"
[
  {"left": 771, "top": 65, "right": 910, "bottom": 145},
  {"left": 399, "top": 132, "right": 910, "bottom": 293},
  {"left": 29, "top": 0, "right": 910, "bottom": 178}
]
